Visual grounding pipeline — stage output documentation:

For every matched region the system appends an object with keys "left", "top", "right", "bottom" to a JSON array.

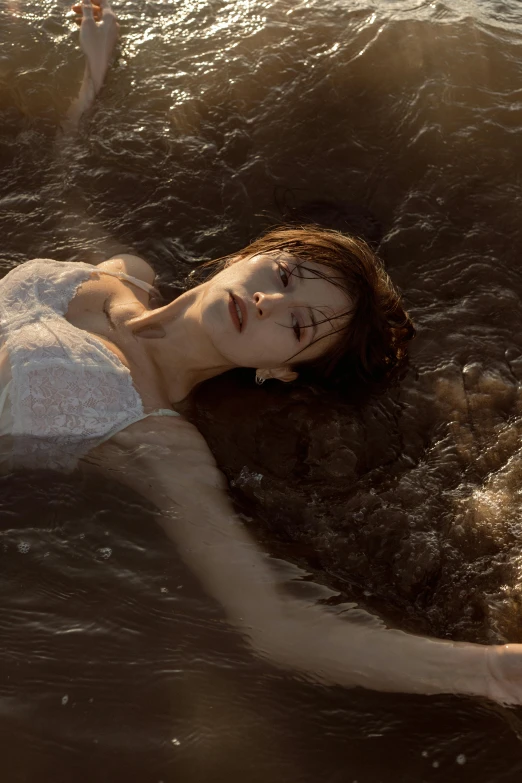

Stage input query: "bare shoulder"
[{"left": 96, "top": 254, "right": 156, "bottom": 285}]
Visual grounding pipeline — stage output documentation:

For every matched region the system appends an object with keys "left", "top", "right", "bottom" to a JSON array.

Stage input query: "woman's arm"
[
  {"left": 88, "top": 418, "right": 522, "bottom": 704},
  {"left": 63, "top": 0, "right": 119, "bottom": 132}
]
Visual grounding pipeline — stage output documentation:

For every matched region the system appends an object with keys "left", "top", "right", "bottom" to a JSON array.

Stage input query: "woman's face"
[{"left": 197, "top": 251, "right": 351, "bottom": 370}]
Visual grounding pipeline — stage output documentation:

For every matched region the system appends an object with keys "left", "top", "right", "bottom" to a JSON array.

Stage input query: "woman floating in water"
[{"left": 3, "top": 0, "right": 522, "bottom": 704}]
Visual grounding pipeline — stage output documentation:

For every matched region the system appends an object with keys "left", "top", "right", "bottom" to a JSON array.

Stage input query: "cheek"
[
  {"left": 252, "top": 325, "right": 294, "bottom": 363},
  {"left": 202, "top": 296, "right": 225, "bottom": 328}
]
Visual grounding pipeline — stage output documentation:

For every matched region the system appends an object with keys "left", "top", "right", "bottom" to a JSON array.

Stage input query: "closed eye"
[{"left": 291, "top": 314, "right": 301, "bottom": 341}]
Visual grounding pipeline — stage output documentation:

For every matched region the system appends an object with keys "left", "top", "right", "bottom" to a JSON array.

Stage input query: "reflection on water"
[{"left": 2, "top": 0, "right": 522, "bottom": 780}]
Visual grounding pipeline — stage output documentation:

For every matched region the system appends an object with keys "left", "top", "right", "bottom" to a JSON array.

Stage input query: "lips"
[{"left": 228, "top": 292, "right": 247, "bottom": 332}]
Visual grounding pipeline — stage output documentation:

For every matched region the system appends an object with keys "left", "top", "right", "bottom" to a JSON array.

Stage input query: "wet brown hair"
[{"left": 205, "top": 225, "right": 415, "bottom": 391}]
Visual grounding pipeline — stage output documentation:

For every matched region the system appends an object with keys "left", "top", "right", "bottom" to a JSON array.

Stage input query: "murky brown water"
[{"left": 2, "top": 0, "right": 522, "bottom": 780}]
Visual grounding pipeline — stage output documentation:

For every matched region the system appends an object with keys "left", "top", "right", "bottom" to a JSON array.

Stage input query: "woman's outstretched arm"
[
  {"left": 88, "top": 417, "right": 522, "bottom": 704},
  {"left": 63, "top": 0, "right": 119, "bottom": 131}
]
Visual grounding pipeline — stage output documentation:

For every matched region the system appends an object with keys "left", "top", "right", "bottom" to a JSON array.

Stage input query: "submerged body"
[{"left": 0, "top": 251, "right": 521, "bottom": 705}]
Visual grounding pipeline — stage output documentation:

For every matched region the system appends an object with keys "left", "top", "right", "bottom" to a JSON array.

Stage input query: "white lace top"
[{"left": 0, "top": 258, "right": 179, "bottom": 472}]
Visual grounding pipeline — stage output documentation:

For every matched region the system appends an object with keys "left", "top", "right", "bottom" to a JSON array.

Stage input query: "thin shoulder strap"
[{"left": 98, "top": 269, "right": 156, "bottom": 295}]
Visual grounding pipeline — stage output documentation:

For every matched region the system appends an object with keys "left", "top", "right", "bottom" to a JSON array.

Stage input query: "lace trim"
[{"left": 0, "top": 259, "right": 154, "bottom": 472}]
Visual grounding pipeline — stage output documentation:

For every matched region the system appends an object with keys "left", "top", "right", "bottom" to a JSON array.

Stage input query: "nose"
[{"left": 253, "top": 291, "right": 285, "bottom": 318}]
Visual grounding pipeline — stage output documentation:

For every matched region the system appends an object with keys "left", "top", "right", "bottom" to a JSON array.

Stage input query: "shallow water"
[{"left": 2, "top": 0, "right": 522, "bottom": 780}]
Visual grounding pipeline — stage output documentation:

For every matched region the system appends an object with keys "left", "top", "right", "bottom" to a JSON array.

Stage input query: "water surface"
[{"left": 1, "top": 0, "right": 522, "bottom": 780}]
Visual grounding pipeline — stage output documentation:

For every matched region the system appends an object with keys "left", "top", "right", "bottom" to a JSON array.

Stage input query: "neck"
[{"left": 128, "top": 287, "right": 234, "bottom": 403}]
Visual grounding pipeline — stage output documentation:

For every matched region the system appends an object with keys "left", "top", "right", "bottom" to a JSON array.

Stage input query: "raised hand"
[
  {"left": 72, "top": 0, "right": 119, "bottom": 94},
  {"left": 72, "top": 0, "right": 102, "bottom": 22}
]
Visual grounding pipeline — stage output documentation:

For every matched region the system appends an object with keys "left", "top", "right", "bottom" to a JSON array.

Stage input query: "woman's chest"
[{"left": 64, "top": 277, "right": 170, "bottom": 410}]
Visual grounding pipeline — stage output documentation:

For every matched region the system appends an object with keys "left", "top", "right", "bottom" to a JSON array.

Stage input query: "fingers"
[
  {"left": 98, "top": 0, "right": 118, "bottom": 24},
  {"left": 81, "top": 0, "right": 95, "bottom": 19},
  {"left": 71, "top": 0, "right": 102, "bottom": 22}
]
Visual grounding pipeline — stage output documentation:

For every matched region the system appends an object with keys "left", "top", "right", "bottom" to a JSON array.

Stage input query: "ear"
[{"left": 256, "top": 367, "right": 299, "bottom": 384}]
